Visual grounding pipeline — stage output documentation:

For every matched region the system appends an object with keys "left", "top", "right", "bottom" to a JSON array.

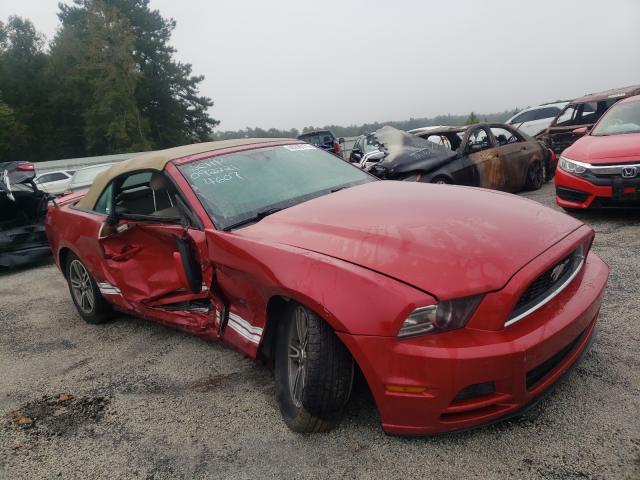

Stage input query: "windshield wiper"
[{"left": 223, "top": 207, "right": 284, "bottom": 231}]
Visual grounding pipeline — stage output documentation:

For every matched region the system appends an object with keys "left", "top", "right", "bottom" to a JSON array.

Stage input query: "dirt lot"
[{"left": 1, "top": 182, "right": 638, "bottom": 479}]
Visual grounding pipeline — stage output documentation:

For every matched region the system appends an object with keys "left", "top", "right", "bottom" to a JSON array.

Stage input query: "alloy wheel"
[
  {"left": 288, "top": 306, "right": 309, "bottom": 408},
  {"left": 69, "top": 259, "right": 95, "bottom": 314}
]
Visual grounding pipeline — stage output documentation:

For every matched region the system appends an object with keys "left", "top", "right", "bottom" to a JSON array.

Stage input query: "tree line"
[
  {"left": 212, "top": 110, "right": 519, "bottom": 141},
  {"left": 0, "top": 0, "right": 218, "bottom": 163}
]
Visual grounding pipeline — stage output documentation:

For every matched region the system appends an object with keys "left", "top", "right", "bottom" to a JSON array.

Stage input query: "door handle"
[{"left": 106, "top": 245, "right": 143, "bottom": 262}]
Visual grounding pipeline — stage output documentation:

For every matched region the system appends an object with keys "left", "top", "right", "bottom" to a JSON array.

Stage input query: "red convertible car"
[{"left": 46, "top": 138, "right": 609, "bottom": 435}]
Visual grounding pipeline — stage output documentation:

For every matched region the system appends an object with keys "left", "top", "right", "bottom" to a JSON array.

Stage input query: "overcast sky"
[{"left": 2, "top": 0, "right": 639, "bottom": 131}]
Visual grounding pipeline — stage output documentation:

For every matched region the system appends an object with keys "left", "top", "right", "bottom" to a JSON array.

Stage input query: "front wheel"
[
  {"left": 525, "top": 161, "right": 544, "bottom": 190},
  {"left": 275, "top": 304, "right": 354, "bottom": 433}
]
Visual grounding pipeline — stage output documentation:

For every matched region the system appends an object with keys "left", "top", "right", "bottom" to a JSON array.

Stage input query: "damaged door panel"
[
  {"left": 0, "top": 162, "right": 51, "bottom": 268},
  {"left": 97, "top": 220, "right": 216, "bottom": 333}
]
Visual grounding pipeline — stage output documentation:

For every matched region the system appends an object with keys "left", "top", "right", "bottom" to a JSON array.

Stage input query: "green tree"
[
  {"left": 0, "top": 96, "right": 20, "bottom": 160},
  {"left": 58, "top": 0, "right": 219, "bottom": 149},
  {"left": 81, "top": 1, "right": 150, "bottom": 153},
  {"left": 0, "top": 16, "right": 51, "bottom": 161},
  {"left": 464, "top": 112, "right": 479, "bottom": 125}
]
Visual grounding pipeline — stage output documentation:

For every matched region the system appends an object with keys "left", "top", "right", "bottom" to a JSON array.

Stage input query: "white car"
[
  {"left": 34, "top": 170, "right": 75, "bottom": 195},
  {"left": 507, "top": 101, "right": 569, "bottom": 137},
  {"left": 65, "top": 163, "right": 115, "bottom": 194}
]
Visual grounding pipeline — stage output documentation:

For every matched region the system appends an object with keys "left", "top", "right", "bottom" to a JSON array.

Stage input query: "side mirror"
[
  {"left": 338, "top": 137, "right": 345, "bottom": 144},
  {"left": 572, "top": 126, "right": 589, "bottom": 135}
]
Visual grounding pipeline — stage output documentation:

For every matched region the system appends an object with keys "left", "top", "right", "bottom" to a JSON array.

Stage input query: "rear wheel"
[
  {"left": 275, "top": 304, "right": 354, "bottom": 433},
  {"left": 431, "top": 175, "right": 452, "bottom": 185},
  {"left": 525, "top": 161, "right": 544, "bottom": 190},
  {"left": 66, "top": 252, "right": 113, "bottom": 324}
]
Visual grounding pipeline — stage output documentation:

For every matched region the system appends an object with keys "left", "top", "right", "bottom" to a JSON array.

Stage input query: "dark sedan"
[{"left": 362, "top": 124, "right": 553, "bottom": 192}]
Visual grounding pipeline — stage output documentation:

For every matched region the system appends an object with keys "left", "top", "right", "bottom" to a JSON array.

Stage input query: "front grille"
[
  {"left": 526, "top": 330, "right": 584, "bottom": 390},
  {"left": 507, "top": 246, "right": 584, "bottom": 326},
  {"left": 556, "top": 186, "right": 589, "bottom": 203},
  {"left": 588, "top": 162, "right": 640, "bottom": 178}
]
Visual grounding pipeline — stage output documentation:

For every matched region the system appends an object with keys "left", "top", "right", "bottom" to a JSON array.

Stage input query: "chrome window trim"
[{"left": 505, "top": 256, "right": 585, "bottom": 327}]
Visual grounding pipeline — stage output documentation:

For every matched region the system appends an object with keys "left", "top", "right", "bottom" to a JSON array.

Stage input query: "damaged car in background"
[
  {"left": 538, "top": 84, "right": 640, "bottom": 154},
  {"left": 46, "top": 138, "right": 608, "bottom": 435},
  {"left": 0, "top": 161, "right": 51, "bottom": 268},
  {"left": 359, "top": 125, "right": 554, "bottom": 192}
]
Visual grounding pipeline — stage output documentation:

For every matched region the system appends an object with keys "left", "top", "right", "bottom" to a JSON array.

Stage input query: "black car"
[
  {"left": 0, "top": 161, "right": 51, "bottom": 267},
  {"left": 297, "top": 129, "right": 344, "bottom": 158},
  {"left": 362, "top": 125, "right": 549, "bottom": 192}
]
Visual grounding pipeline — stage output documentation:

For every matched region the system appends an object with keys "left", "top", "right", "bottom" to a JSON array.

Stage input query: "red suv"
[{"left": 555, "top": 94, "right": 640, "bottom": 210}]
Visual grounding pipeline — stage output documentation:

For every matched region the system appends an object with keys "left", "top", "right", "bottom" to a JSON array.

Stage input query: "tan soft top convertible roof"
[{"left": 76, "top": 138, "right": 294, "bottom": 209}]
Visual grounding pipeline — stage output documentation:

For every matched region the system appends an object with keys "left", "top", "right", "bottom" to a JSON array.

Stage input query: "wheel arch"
[
  {"left": 58, "top": 246, "right": 73, "bottom": 278},
  {"left": 258, "top": 294, "right": 375, "bottom": 408}
]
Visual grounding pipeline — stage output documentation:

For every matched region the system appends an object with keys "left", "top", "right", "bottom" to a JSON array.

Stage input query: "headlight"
[
  {"left": 398, "top": 296, "right": 483, "bottom": 338},
  {"left": 559, "top": 156, "right": 589, "bottom": 175}
]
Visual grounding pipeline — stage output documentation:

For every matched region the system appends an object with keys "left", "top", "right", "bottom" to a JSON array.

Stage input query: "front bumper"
[
  {"left": 555, "top": 169, "right": 640, "bottom": 209},
  {"left": 338, "top": 250, "right": 608, "bottom": 435}
]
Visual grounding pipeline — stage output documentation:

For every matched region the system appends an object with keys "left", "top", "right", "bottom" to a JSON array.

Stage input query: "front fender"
[{"left": 207, "top": 230, "right": 435, "bottom": 337}]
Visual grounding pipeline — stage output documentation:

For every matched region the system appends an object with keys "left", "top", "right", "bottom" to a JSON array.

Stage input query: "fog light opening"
[{"left": 452, "top": 381, "right": 495, "bottom": 403}]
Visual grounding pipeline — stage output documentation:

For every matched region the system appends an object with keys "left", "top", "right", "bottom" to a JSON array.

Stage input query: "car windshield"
[
  {"left": 591, "top": 101, "right": 640, "bottom": 136},
  {"left": 178, "top": 144, "right": 374, "bottom": 230}
]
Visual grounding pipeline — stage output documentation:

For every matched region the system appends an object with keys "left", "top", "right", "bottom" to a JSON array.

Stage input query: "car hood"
[
  {"left": 564, "top": 132, "right": 640, "bottom": 163},
  {"left": 236, "top": 182, "right": 582, "bottom": 299}
]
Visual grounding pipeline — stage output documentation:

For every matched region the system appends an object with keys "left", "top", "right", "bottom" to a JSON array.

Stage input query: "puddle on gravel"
[{"left": 5, "top": 394, "right": 110, "bottom": 438}]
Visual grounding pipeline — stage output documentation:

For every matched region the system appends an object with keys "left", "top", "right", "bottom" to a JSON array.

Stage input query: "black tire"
[
  {"left": 65, "top": 252, "right": 113, "bottom": 324},
  {"left": 561, "top": 207, "right": 583, "bottom": 214},
  {"left": 525, "top": 161, "right": 544, "bottom": 190},
  {"left": 430, "top": 175, "right": 452, "bottom": 185},
  {"left": 275, "top": 303, "right": 354, "bottom": 433}
]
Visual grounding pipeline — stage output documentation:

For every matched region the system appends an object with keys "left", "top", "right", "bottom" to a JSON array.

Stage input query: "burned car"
[
  {"left": 46, "top": 138, "right": 608, "bottom": 435},
  {"left": 364, "top": 125, "right": 551, "bottom": 192},
  {"left": 0, "top": 162, "right": 50, "bottom": 267},
  {"left": 537, "top": 84, "right": 640, "bottom": 154}
]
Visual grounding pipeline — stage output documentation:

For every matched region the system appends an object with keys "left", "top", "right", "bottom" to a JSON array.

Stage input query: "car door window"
[
  {"left": 530, "top": 107, "right": 560, "bottom": 121},
  {"left": 511, "top": 111, "right": 533, "bottom": 124},
  {"left": 555, "top": 105, "right": 579, "bottom": 126},
  {"left": 35, "top": 174, "right": 52, "bottom": 184},
  {"left": 425, "top": 134, "right": 453, "bottom": 150},
  {"left": 491, "top": 127, "right": 522, "bottom": 146},
  {"left": 467, "top": 128, "right": 492, "bottom": 153},
  {"left": 37, "top": 172, "right": 67, "bottom": 183},
  {"left": 94, "top": 183, "right": 114, "bottom": 214},
  {"left": 114, "top": 171, "right": 179, "bottom": 219}
]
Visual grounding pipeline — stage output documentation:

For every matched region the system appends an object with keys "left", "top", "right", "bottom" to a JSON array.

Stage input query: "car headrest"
[{"left": 149, "top": 172, "right": 168, "bottom": 191}]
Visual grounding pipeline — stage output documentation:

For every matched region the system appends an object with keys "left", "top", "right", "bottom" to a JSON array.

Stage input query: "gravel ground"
[{"left": 1, "top": 182, "right": 638, "bottom": 479}]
